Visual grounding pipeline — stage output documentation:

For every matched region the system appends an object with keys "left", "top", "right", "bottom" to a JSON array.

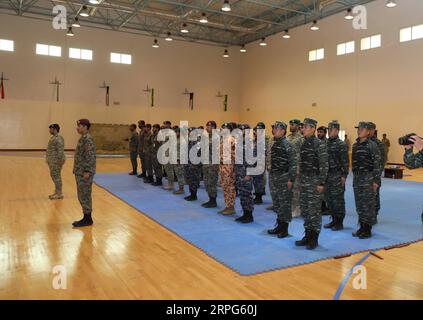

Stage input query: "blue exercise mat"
[{"left": 94, "top": 173, "right": 423, "bottom": 275}]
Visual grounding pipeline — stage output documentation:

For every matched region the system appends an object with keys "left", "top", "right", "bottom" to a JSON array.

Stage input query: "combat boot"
[
  {"left": 267, "top": 220, "right": 283, "bottom": 235},
  {"left": 352, "top": 223, "right": 365, "bottom": 237},
  {"left": 254, "top": 194, "right": 263, "bottom": 204},
  {"left": 239, "top": 210, "right": 254, "bottom": 223},
  {"left": 358, "top": 223, "right": 372, "bottom": 239},
  {"left": 173, "top": 185, "right": 185, "bottom": 195},
  {"left": 164, "top": 182, "right": 174, "bottom": 190},
  {"left": 219, "top": 207, "right": 235, "bottom": 215},
  {"left": 324, "top": 217, "right": 336, "bottom": 229},
  {"left": 184, "top": 190, "right": 197, "bottom": 201},
  {"left": 129, "top": 171, "right": 137, "bottom": 176},
  {"left": 331, "top": 217, "right": 344, "bottom": 231},
  {"left": 202, "top": 197, "right": 217, "bottom": 208},
  {"left": 306, "top": 230, "right": 319, "bottom": 250},
  {"left": 72, "top": 214, "right": 93, "bottom": 228},
  {"left": 295, "top": 229, "right": 310, "bottom": 246},
  {"left": 152, "top": 177, "right": 162, "bottom": 186},
  {"left": 50, "top": 193, "right": 64, "bottom": 200}
]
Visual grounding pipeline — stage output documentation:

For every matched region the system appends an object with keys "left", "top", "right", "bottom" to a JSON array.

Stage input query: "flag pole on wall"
[
  {"left": 99, "top": 81, "right": 110, "bottom": 106},
  {"left": 49, "top": 76, "right": 62, "bottom": 102},
  {"left": 0, "top": 72, "right": 10, "bottom": 100}
]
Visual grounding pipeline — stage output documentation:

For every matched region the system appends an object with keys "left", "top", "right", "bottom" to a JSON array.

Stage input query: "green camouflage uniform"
[
  {"left": 370, "top": 135, "right": 385, "bottom": 215},
  {"left": 270, "top": 135, "right": 297, "bottom": 223},
  {"left": 143, "top": 131, "right": 154, "bottom": 178},
  {"left": 404, "top": 149, "right": 423, "bottom": 169},
  {"left": 287, "top": 131, "right": 305, "bottom": 217},
  {"left": 46, "top": 134, "right": 66, "bottom": 193},
  {"left": 299, "top": 135, "right": 328, "bottom": 233},
  {"left": 138, "top": 131, "right": 145, "bottom": 174},
  {"left": 352, "top": 137, "right": 381, "bottom": 226},
  {"left": 151, "top": 132, "right": 163, "bottom": 179},
  {"left": 203, "top": 132, "right": 219, "bottom": 198},
  {"left": 129, "top": 131, "right": 139, "bottom": 173},
  {"left": 73, "top": 133, "right": 96, "bottom": 215},
  {"left": 174, "top": 136, "right": 186, "bottom": 187}
]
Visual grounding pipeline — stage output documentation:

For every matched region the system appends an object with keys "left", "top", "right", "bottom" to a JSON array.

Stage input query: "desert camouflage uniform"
[
  {"left": 46, "top": 134, "right": 66, "bottom": 194},
  {"left": 220, "top": 135, "right": 236, "bottom": 208},
  {"left": 73, "top": 133, "right": 96, "bottom": 215}
]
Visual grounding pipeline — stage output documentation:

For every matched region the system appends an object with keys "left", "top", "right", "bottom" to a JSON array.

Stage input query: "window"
[
  {"left": 69, "top": 48, "right": 93, "bottom": 60},
  {"left": 110, "top": 52, "right": 132, "bottom": 64},
  {"left": 360, "top": 34, "right": 381, "bottom": 50},
  {"left": 400, "top": 24, "right": 423, "bottom": 43},
  {"left": 337, "top": 41, "right": 355, "bottom": 56},
  {"left": 36, "top": 43, "right": 61, "bottom": 57},
  {"left": 308, "top": 48, "right": 324, "bottom": 62},
  {"left": 0, "top": 39, "right": 14, "bottom": 52}
]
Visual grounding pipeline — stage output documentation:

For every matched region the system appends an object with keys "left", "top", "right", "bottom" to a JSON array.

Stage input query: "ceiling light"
[
  {"left": 240, "top": 45, "right": 247, "bottom": 53},
  {"left": 72, "top": 17, "right": 80, "bottom": 27},
  {"left": 386, "top": 0, "right": 397, "bottom": 8},
  {"left": 80, "top": 5, "right": 89, "bottom": 17},
  {"left": 88, "top": 0, "right": 100, "bottom": 4},
  {"left": 344, "top": 8, "right": 354, "bottom": 20},
  {"left": 223, "top": 49, "right": 229, "bottom": 58},
  {"left": 259, "top": 38, "right": 267, "bottom": 46},
  {"left": 199, "top": 13, "right": 208, "bottom": 24},
  {"left": 283, "top": 29, "right": 290, "bottom": 39},
  {"left": 310, "top": 20, "right": 319, "bottom": 31},
  {"left": 66, "top": 27, "right": 74, "bottom": 37},
  {"left": 152, "top": 39, "right": 159, "bottom": 48},
  {"left": 222, "top": 0, "right": 231, "bottom": 12},
  {"left": 181, "top": 23, "right": 189, "bottom": 33},
  {"left": 165, "top": 32, "right": 173, "bottom": 41}
]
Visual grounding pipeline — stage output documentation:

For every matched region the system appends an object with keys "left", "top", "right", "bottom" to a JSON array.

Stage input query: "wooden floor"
[{"left": 0, "top": 152, "right": 422, "bottom": 300}]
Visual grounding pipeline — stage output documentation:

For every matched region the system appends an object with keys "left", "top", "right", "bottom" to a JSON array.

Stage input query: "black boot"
[
  {"left": 240, "top": 211, "right": 254, "bottom": 223},
  {"left": 72, "top": 214, "right": 93, "bottom": 228},
  {"left": 277, "top": 222, "right": 289, "bottom": 238},
  {"left": 306, "top": 230, "right": 319, "bottom": 250},
  {"left": 267, "top": 220, "right": 283, "bottom": 235},
  {"left": 147, "top": 176, "right": 154, "bottom": 183},
  {"left": 352, "top": 223, "right": 365, "bottom": 237},
  {"left": 184, "top": 190, "right": 197, "bottom": 201},
  {"left": 358, "top": 223, "right": 372, "bottom": 239},
  {"left": 331, "top": 217, "right": 344, "bottom": 231},
  {"left": 202, "top": 197, "right": 217, "bottom": 208},
  {"left": 129, "top": 171, "right": 137, "bottom": 176},
  {"left": 324, "top": 216, "right": 336, "bottom": 229},
  {"left": 254, "top": 194, "right": 263, "bottom": 205},
  {"left": 152, "top": 177, "right": 162, "bottom": 186},
  {"left": 295, "top": 229, "right": 310, "bottom": 246}
]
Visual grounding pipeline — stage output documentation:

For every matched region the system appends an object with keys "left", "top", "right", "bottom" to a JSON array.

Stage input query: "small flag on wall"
[
  {"left": 189, "top": 92, "right": 194, "bottom": 110},
  {"left": 0, "top": 77, "right": 4, "bottom": 99},
  {"left": 224, "top": 94, "right": 228, "bottom": 112},
  {"left": 151, "top": 88, "right": 154, "bottom": 107},
  {"left": 106, "top": 86, "right": 110, "bottom": 106}
]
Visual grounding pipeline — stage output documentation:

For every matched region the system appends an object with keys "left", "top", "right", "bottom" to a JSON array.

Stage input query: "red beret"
[{"left": 77, "top": 119, "right": 91, "bottom": 127}]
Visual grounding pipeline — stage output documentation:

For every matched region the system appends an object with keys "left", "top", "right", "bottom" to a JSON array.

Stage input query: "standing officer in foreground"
[
  {"left": 127, "top": 124, "right": 139, "bottom": 175},
  {"left": 267, "top": 121, "right": 297, "bottom": 238},
  {"left": 323, "top": 121, "right": 349, "bottom": 231},
  {"left": 46, "top": 124, "right": 66, "bottom": 200},
  {"left": 352, "top": 122, "right": 381, "bottom": 238},
  {"left": 72, "top": 119, "right": 96, "bottom": 228},
  {"left": 295, "top": 118, "right": 328, "bottom": 250}
]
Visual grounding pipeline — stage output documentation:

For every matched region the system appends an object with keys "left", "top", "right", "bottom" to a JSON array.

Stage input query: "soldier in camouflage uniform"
[
  {"left": 295, "top": 118, "right": 328, "bottom": 250},
  {"left": 266, "top": 125, "right": 276, "bottom": 211},
  {"left": 252, "top": 122, "right": 267, "bottom": 204},
  {"left": 127, "top": 124, "right": 139, "bottom": 175},
  {"left": 173, "top": 128, "right": 186, "bottom": 195},
  {"left": 404, "top": 135, "right": 423, "bottom": 168},
  {"left": 142, "top": 124, "right": 154, "bottom": 183},
  {"left": 323, "top": 121, "right": 349, "bottom": 231},
  {"left": 151, "top": 124, "right": 163, "bottom": 186},
  {"left": 317, "top": 126, "right": 329, "bottom": 215},
  {"left": 351, "top": 122, "right": 381, "bottom": 239},
  {"left": 287, "top": 119, "right": 304, "bottom": 217},
  {"left": 184, "top": 127, "right": 202, "bottom": 201},
  {"left": 137, "top": 120, "right": 146, "bottom": 178},
  {"left": 368, "top": 123, "right": 385, "bottom": 221},
  {"left": 201, "top": 121, "right": 220, "bottom": 208},
  {"left": 46, "top": 124, "right": 66, "bottom": 200},
  {"left": 72, "top": 119, "right": 96, "bottom": 228},
  {"left": 219, "top": 123, "right": 236, "bottom": 215},
  {"left": 163, "top": 126, "right": 177, "bottom": 191},
  {"left": 267, "top": 122, "right": 297, "bottom": 238},
  {"left": 234, "top": 124, "right": 255, "bottom": 224}
]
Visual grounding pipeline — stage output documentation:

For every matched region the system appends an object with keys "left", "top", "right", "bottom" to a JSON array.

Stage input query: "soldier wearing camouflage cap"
[
  {"left": 267, "top": 121, "right": 297, "bottom": 238},
  {"left": 72, "top": 119, "right": 96, "bottom": 228},
  {"left": 351, "top": 121, "right": 381, "bottom": 238},
  {"left": 295, "top": 118, "right": 328, "bottom": 250},
  {"left": 219, "top": 122, "right": 236, "bottom": 215},
  {"left": 46, "top": 124, "right": 66, "bottom": 200},
  {"left": 252, "top": 122, "right": 267, "bottom": 204},
  {"left": 323, "top": 121, "right": 349, "bottom": 231},
  {"left": 286, "top": 119, "right": 304, "bottom": 216}
]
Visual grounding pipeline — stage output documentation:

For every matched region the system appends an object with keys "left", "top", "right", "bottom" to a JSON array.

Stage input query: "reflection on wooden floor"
[{"left": 0, "top": 152, "right": 422, "bottom": 299}]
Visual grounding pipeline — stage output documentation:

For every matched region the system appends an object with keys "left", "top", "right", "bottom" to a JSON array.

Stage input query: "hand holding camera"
[{"left": 399, "top": 134, "right": 423, "bottom": 151}]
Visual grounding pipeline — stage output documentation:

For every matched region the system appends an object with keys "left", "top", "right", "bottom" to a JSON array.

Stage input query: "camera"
[{"left": 398, "top": 133, "right": 420, "bottom": 146}]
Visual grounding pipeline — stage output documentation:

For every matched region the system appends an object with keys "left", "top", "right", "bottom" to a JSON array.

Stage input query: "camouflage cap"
[
  {"left": 221, "top": 122, "right": 233, "bottom": 130},
  {"left": 255, "top": 122, "right": 266, "bottom": 129},
  {"left": 206, "top": 120, "right": 217, "bottom": 128},
  {"left": 273, "top": 121, "right": 287, "bottom": 130},
  {"left": 355, "top": 121, "right": 372, "bottom": 129},
  {"left": 77, "top": 119, "right": 91, "bottom": 127},
  {"left": 368, "top": 122, "right": 376, "bottom": 129},
  {"left": 289, "top": 119, "right": 301, "bottom": 125},
  {"left": 239, "top": 124, "right": 250, "bottom": 130},
  {"left": 303, "top": 118, "right": 317, "bottom": 127},
  {"left": 328, "top": 120, "right": 340, "bottom": 130}
]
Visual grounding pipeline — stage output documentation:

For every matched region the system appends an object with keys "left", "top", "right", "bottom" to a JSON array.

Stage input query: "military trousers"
[
  {"left": 235, "top": 166, "right": 254, "bottom": 212},
  {"left": 270, "top": 171, "right": 293, "bottom": 223},
  {"left": 75, "top": 174, "right": 94, "bottom": 215},
  {"left": 353, "top": 172, "right": 377, "bottom": 226},
  {"left": 220, "top": 164, "right": 235, "bottom": 208},
  {"left": 203, "top": 164, "right": 219, "bottom": 198},
  {"left": 300, "top": 175, "right": 324, "bottom": 233},
  {"left": 151, "top": 153, "right": 163, "bottom": 179},
  {"left": 253, "top": 172, "right": 266, "bottom": 196},
  {"left": 185, "top": 164, "right": 201, "bottom": 193},
  {"left": 49, "top": 163, "right": 63, "bottom": 193},
  {"left": 325, "top": 171, "right": 346, "bottom": 220},
  {"left": 130, "top": 151, "right": 138, "bottom": 173},
  {"left": 143, "top": 155, "right": 154, "bottom": 178}
]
